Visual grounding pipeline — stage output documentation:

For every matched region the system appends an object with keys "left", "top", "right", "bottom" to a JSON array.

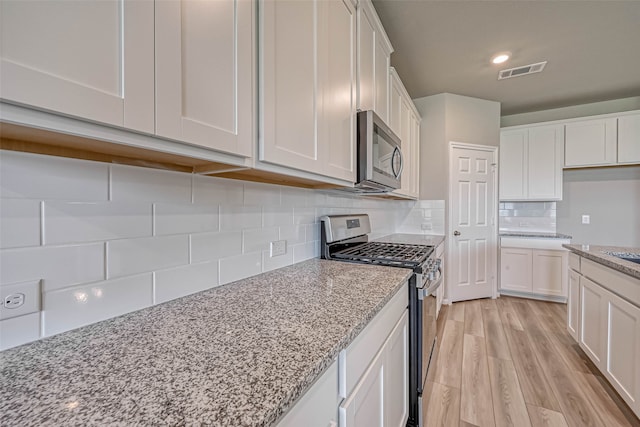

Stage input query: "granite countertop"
[
  {"left": 500, "top": 231, "right": 572, "bottom": 239},
  {"left": 563, "top": 244, "right": 640, "bottom": 280},
  {"left": 375, "top": 233, "right": 446, "bottom": 247},
  {"left": 0, "top": 259, "right": 411, "bottom": 426}
]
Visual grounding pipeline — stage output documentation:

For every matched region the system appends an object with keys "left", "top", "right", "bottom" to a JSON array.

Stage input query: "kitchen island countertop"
[
  {"left": 0, "top": 259, "right": 411, "bottom": 426},
  {"left": 563, "top": 244, "right": 640, "bottom": 280}
]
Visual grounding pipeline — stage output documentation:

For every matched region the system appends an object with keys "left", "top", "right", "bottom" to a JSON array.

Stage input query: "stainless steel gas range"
[{"left": 320, "top": 214, "right": 443, "bottom": 427}]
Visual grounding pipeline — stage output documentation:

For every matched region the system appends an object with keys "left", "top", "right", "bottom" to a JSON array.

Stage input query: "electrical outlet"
[
  {"left": 421, "top": 223, "right": 432, "bottom": 231},
  {"left": 270, "top": 240, "right": 287, "bottom": 257},
  {"left": 0, "top": 280, "right": 41, "bottom": 320},
  {"left": 582, "top": 215, "right": 590, "bottom": 224}
]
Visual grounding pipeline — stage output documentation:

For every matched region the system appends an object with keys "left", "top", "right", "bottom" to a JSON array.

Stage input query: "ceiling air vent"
[{"left": 498, "top": 61, "right": 547, "bottom": 80}]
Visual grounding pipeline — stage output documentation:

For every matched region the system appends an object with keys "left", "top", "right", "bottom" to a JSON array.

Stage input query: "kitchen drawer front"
[
  {"left": 569, "top": 252, "right": 581, "bottom": 272},
  {"left": 339, "top": 283, "right": 408, "bottom": 399},
  {"left": 581, "top": 258, "right": 640, "bottom": 308}
]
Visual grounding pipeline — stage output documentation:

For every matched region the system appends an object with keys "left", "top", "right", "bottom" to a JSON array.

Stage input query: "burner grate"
[{"left": 333, "top": 241, "right": 432, "bottom": 267}]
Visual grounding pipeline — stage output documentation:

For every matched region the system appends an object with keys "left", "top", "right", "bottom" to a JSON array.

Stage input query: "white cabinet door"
[
  {"left": 261, "top": 0, "right": 356, "bottom": 181},
  {"left": 261, "top": 0, "right": 321, "bottom": 174},
  {"left": 532, "top": 250, "right": 567, "bottom": 297},
  {"left": 339, "top": 349, "right": 385, "bottom": 427},
  {"left": 605, "top": 292, "right": 640, "bottom": 414},
  {"left": 356, "top": 0, "right": 391, "bottom": 123},
  {"left": 527, "top": 125, "right": 563, "bottom": 200},
  {"left": 155, "top": 0, "right": 253, "bottom": 156},
  {"left": 499, "top": 130, "right": 527, "bottom": 200},
  {"left": 319, "top": 0, "right": 357, "bottom": 182},
  {"left": 0, "top": 0, "right": 154, "bottom": 133},
  {"left": 579, "top": 276, "right": 607, "bottom": 370},
  {"left": 567, "top": 268, "right": 580, "bottom": 340},
  {"left": 618, "top": 113, "right": 640, "bottom": 164},
  {"left": 500, "top": 248, "right": 532, "bottom": 293},
  {"left": 384, "top": 312, "right": 408, "bottom": 427},
  {"left": 277, "top": 361, "right": 338, "bottom": 427},
  {"left": 565, "top": 118, "right": 617, "bottom": 167}
]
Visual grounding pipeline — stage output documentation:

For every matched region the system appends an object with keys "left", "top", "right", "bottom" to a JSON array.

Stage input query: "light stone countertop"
[
  {"left": 0, "top": 259, "right": 411, "bottom": 426},
  {"left": 500, "top": 231, "right": 572, "bottom": 239},
  {"left": 563, "top": 244, "right": 640, "bottom": 280}
]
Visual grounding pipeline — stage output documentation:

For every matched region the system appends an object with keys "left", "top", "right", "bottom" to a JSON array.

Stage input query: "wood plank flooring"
[{"left": 423, "top": 296, "right": 640, "bottom": 427}]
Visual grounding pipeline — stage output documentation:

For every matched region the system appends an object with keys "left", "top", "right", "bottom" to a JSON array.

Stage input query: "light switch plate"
[
  {"left": 582, "top": 215, "right": 590, "bottom": 224},
  {"left": 0, "top": 280, "right": 41, "bottom": 320}
]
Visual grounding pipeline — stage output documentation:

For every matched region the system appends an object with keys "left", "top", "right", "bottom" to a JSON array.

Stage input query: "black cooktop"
[{"left": 331, "top": 241, "right": 433, "bottom": 268}]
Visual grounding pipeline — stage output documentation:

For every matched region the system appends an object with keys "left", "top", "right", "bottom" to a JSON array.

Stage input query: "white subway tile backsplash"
[
  {"left": 107, "top": 235, "right": 189, "bottom": 278},
  {"left": 243, "top": 227, "right": 279, "bottom": 253},
  {"left": 45, "top": 201, "right": 152, "bottom": 244},
  {"left": 0, "top": 151, "right": 109, "bottom": 201},
  {"left": 154, "top": 262, "right": 219, "bottom": 304},
  {"left": 191, "top": 231, "right": 242, "bottom": 262},
  {"left": 219, "top": 252, "right": 262, "bottom": 285},
  {"left": 43, "top": 274, "right": 153, "bottom": 336},
  {"left": 293, "top": 207, "right": 317, "bottom": 225},
  {"left": 0, "top": 199, "right": 41, "bottom": 248},
  {"left": 220, "top": 205, "right": 261, "bottom": 231},
  {"left": 154, "top": 203, "right": 218, "bottom": 236},
  {"left": 263, "top": 206, "right": 294, "bottom": 227},
  {"left": 0, "top": 151, "right": 419, "bottom": 348},
  {"left": 111, "top": 165, "right": 191, "bottom": 203},
  {"left": 279, "top": 225, "right": 306, "bottom": 245},
  {"left": 244, "top": 182, "right": 281, "bottom": 206},
  {"left": 262, "top": 249, "right": 294, "bottom": 272},
  {"left": 292, "top": 241, "right": 318, "bottom": 263},
  {"left": 0, "top": 243, "right": 105, "bottom": 291},
  {"left": 193, "top": 175, "right": 243, "bottom": 205},
  {"left": 0, "top": 312, "right": 41, "bottom": 350}
]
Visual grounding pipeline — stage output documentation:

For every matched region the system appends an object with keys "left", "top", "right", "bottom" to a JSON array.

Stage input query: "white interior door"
[{"left": 449, "top": 143, "right": 497, "bottom": 302}]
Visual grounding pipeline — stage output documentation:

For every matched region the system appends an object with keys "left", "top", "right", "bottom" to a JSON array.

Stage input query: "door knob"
[{"left": 453, "top": 230, "right": 461, "bottom": 236}]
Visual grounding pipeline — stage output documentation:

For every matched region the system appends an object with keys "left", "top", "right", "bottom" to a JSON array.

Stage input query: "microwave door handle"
[{"left": 391, "top": 146, "right": 404, "bottom": 178}]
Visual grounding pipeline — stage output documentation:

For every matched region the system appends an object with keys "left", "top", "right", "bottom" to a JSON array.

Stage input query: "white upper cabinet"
[
  {"left": 618, "top": 113, "right": 640, "bottom": 164},
  {"left": 260, "top": 0, "right": 356, "bottom": 182},
  {"left": 499, "top": 125, "right": 563, "bottom": 201},
  {"left": 0, "top": 0, "right": 154, "bottom": 133},
  {"left": 565, "top": 117, "right": 617, "bottom": 167},
  {"left": 389, "top": 69, "right": 420, "bottom": 199},
  {"left": 155, "top": 0, "right": 253, "bottom": 157},
  {"left": 356, "top": 0, "right": 392, "bottom": 124}
]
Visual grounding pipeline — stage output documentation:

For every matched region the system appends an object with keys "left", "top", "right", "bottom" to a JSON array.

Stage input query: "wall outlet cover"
[
  {"left": 0, "top": 280, "right": 41, "bottom": 320},
  {"left": 270, "top": 240, "right": 287, "bottom": 257},
  {"left": 581, "top": 215, "right": 590, "bottom": 224}
]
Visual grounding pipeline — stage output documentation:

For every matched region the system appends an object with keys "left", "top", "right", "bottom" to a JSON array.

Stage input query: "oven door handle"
[{"left": 418, "top": 267, "right": 443, "bottom": 300}]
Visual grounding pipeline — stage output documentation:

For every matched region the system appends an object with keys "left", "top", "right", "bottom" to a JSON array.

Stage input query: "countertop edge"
[{"left": 563, "top": 244, "right": 640, "bottom": 280}]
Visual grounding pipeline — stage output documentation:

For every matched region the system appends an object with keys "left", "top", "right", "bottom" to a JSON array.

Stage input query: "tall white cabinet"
[
  {"left": 356, "top": 0, "right": 392, "bottom": 124},
  {"left": 0, "top": 0, "right": 154, "bottom": 133},
  {"left": 389, "top": 68, "right": 420, "bottom": 199},
  {"left": 260, "top": 0, "right": 356, "bottom": 182},
  {"left": 499, "top": 125, "right": 563, "bottom": 201},
  {"left": 155, "top": 0, "right": 253, "bottom": 156}
]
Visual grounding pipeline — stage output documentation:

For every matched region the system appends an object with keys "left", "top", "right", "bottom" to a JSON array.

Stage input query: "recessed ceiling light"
[{"left": 491, "top": 52, "right": 511, "bottom": 64}]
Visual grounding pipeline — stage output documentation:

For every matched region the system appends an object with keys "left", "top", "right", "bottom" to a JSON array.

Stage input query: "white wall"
[
  {"left": 556, "top": 166, "right": 640, "bottom": 247},
  {"left": 501, "top": 96, "right": 640, "bottom": 127},
  {"left": 414, "top": 93, "right": 500, "bottom": 201},
  {"left": 0, "top": 150, "right": 418, "bottom": 350}
]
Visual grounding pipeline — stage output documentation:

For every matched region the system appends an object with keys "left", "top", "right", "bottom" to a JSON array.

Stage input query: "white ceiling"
[{"left": 372, "top": 0, "right": 640, "bottom": 116}]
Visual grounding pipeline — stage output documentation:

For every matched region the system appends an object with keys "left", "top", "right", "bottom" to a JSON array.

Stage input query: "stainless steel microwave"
[{"left": 354, "top": 110, "right": 403, "bottom": 193}]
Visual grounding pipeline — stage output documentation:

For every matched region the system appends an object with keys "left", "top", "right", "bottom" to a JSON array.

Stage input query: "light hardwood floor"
[{"left": 423, "top": 297, "right": 640, "bottom": 427}]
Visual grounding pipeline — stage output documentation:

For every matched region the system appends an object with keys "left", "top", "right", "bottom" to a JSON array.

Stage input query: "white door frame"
[{"left": 445, "top": 141, "right": 499, "bottom": 303}]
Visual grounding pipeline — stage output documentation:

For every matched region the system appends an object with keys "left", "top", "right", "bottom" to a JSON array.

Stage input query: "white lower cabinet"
[
  {"left": 499, "top": 238, "right": 569, "bottom": 300},
  {"left": 276, "top": 285, "right": 409, "bottom": 427},
  {"left": 340, "top": 311, "right": 409, "bottom": 427},
  {"left": 569, "top": 254, "right": 640, "bottom": 417},
  {"left": 567, "top": 268, "right": 580, "bottom": 340}
]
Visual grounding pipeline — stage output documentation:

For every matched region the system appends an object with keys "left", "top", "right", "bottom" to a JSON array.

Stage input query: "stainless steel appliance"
[
  {"left": 346, "top": 110, "right": 402, "bottom": 194},
  {"left": 320, "top": 214, "right": 442, "bottom": 427}
]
